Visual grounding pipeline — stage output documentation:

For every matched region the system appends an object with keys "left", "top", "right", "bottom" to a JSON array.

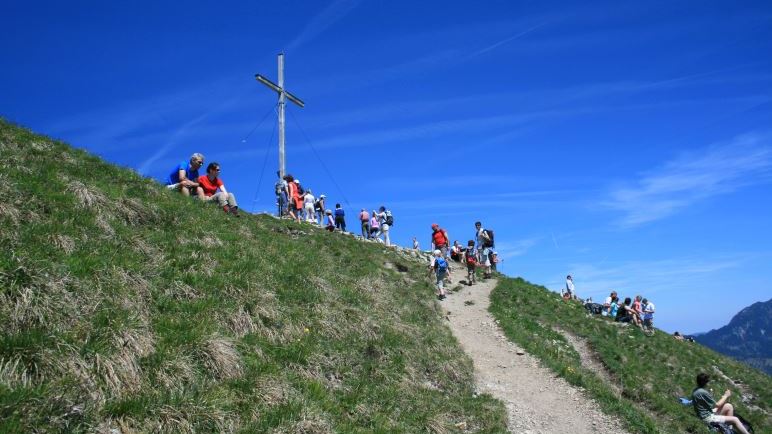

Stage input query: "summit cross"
[{"left": 255, "top": 53, "right": 305, "bottom": 178}]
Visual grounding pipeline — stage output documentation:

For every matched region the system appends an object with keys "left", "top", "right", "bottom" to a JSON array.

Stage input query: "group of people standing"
[
  {"left": 357, "top": 207, "right": 394, "bottom": 246},
  {"left": 274, "top": 173, "right": 394, "bottom": 241},
  {"left": 274, "top": 172, "right": 346, "bottom": 231},
  {"left": 427, "top": 221, "right": 498, "bottom": 300},
  {"left": 166, "top": 153, "right": 240, "bottom": 217}
]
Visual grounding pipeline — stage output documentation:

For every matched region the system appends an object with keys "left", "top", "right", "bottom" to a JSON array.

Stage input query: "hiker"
[
  {"left": 429, "top": 249, "right": 449, "bottom": 300},
  {"left": 608, "top": 294, "right": 620, "bottom": 318},
  {"left": 369, "top": 211, "right": 381, "bottom": 242},
  {"left": 632, "top": 295, "right": 643, "bottom": 318},
  {"left": 324, "top": 210, "right": 335, "bottom": 232},
  {"left": 284, "top": 175, "right": 298, "bottom": 221},
  {"left": 603, "top": 291, "right": 617, "bottom": 316},
  {"left": 412, "top": 237, "right": 420, "bottom": 250},
  {"left": 674, "top": 331, "right": 684, "bottom": 341},
  {"left": 167, "top": 153, "right": 205, "bottom": 197},
  {"left": 374, "top": 206, "right": 392, "bottom": 246},
  {"left": 315, "top": 194, "right": 326, "bottom": 226},
  {"left": 641, "top": 297, "right": 655, "bottom": 329},
  {"left": 430, "top": 223, "right": 450, "bottom": 258},
  {"left": 464, "top": 240, "right": 477, "bottom": 285},
  {"left": 615, "top": 297, "right": 641, "bottom": 327},
  {"left": 303, "top": 189, "right": 316, "bottom": 223},
  {"left": 334, "top": 203, "right": 346, "bottom": 232},
  {"left": 692, "top": 373, "right": 750, "bottom": 434},
  {"left": 274, "top": 171, "right": 288, "bottom": 217},
  {"left": 197, "top": 162, "right": 239, "bottom": 216},
  {"left": 450, "top": 241, "right": 463, "bottom": 262},
  {"left": 474, "top": 221, "right": 496, "bottom": 272},
  {"left": 564, "top": 275, "right": 576, "bottom": 300},
  {"left": 292, "top": 179, "right": 304, "bottom": 222},
  {"left": 359, "top": 209, "right": 370, "bottom": 238}
]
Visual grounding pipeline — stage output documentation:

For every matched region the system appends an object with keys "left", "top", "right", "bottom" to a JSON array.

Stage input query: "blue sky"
[{"left": 2, "top": 0, "right": 771, "bottom": 334}]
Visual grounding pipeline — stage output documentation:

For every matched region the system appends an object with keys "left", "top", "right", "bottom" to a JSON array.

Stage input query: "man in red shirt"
[{"left": 197, "top": 162, "right": 239, "bottom": 216}]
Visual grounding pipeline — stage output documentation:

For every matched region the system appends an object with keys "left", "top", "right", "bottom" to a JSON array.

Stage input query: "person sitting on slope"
[
  {"left": 197, "top": 162, "right": 239, "bottom": 217},
  {"left": 692, "top": 373, "right": 749, "bottom": 434}
]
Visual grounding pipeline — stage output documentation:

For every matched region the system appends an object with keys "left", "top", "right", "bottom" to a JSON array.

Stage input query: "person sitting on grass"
[
  {"left": 616, "top": 297, "right": 642, "bottom": 328},
  {"left": 692, "top": 373, "right": 750, "bottom": 434},
  {"left": 167, "top": 153, "right": 205, "bottom": 197},
  {"left": 450, "top": 240, "right": 463, "bottom": 262},
  {"left": 197, "top": 162, "right": 239, "bottom": 217},
  {"left": 428, "top": 249, "right": 449, "bottom": 300},
  {"left": 603, "top": 291, "right": 618, "bottom": 316},
  {"left": 324, "top": 209, "right": 335, "bottom": 232},
  {"left": 674, "top": 331, "right": 684, "bottom": 341}
]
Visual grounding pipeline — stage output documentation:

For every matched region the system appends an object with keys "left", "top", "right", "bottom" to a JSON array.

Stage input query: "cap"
[
  {"left": 294, "top": 179, "right": 300, "bottom": 183},
  {"left": 320, "top": 194, "right": 326, "bottom": 198},
  {"left": 433, "top": 249, "right": 441, "bottom": 255},
  {"left": 431, "top": 223, "right": 439, "bottom": 229}
]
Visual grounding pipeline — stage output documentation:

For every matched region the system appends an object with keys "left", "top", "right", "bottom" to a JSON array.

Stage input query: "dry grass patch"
[
  {"left": 256, "top": 376, "right": 297, "bottom": 407},
  {"left": 67, "top": 181, "right": 109, "bottom": 210},
  {"left": 155, "top": 354, "right": 197, "bottom": 392},
  {"left": 0, "top": 357, "right": 34, "bottom": 388},
  {"left": 50, "top": 234, "right": 76, "bottom": 254},
  {"left": 199, "top": 337, "right": 243, "bottom": 380}
]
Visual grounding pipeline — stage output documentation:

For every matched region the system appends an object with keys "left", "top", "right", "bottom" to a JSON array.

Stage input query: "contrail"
[
  {"left": 471, "top": 22, "right": 548, "bottom": 58},
  {"left": 551, "top": 231, "right": 560, "bottom": 250},
  {"left": 285, "top": 0, "right": 362, "bottom": 53}
]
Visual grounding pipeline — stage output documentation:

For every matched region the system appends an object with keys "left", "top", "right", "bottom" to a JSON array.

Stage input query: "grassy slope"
[
  {"left": 489, "top": 277, "right": 772, "bottom": 434},
  {"left": 0, "top": 120, "right": 508, "bottom": 433}
]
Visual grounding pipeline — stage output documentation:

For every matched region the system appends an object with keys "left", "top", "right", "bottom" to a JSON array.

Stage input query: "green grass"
[
  {"left": 0, "top": 119, "right": 508, "bottom": 433},
  {"left": 489, "top": 277, "right": 772, "bottom": 434}
]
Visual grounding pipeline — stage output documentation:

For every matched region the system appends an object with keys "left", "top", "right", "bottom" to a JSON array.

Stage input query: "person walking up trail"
[
  {"left": 430, "top": 223, "right": 450, "bottom": 258},
  {"left": 429, "top": 249, "right": 449, "bottom": 300},
  {"left": 197, "top": 162, "right": 239, "bottom": 217},
  {"left": 464, "top": 240, "right": 477, "bottom": 285},
  {"left": 475, "top": 221, "right": 495, "bottom": 277}
]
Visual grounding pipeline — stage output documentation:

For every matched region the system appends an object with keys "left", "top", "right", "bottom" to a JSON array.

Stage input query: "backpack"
[
  {"left": 384, "top": 210, "right": 394, "bottom": 226},
  {"left": 435, "top": 257, "right": 448, "bottom": 272},
  {"left": 482, "top": 229, "right": 494, "bottom": 247},
  {"left": 274, "top": 180, "right": 284, "bottom": 195},
  {"left": 314, "top": 199, "right": 323, "bottom": 211},
  {"left": 465, "top": 249, "right": 477, "bottom": 265}
]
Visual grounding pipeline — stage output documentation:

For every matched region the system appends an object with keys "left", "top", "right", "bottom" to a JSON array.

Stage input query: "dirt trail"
[{"left": 442, "top": 275, "right": 630, "bottom": 434}]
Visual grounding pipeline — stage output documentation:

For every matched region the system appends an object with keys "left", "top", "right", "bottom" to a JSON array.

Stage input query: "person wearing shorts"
[{"left": 692, "top": 373, "right": 749, "bottom": 433}]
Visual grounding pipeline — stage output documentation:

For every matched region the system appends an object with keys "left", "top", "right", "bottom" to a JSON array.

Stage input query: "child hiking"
[
  {"left": 429, "top": 249, "right": 449, "bottom": 300},
  {"left": 464, "top": 240, "right": 477, "bottom": 285}
]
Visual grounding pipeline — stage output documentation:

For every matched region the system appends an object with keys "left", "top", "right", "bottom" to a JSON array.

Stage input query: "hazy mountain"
[{"left": 695, "top": 298, "right": 772, "bottom": 375}]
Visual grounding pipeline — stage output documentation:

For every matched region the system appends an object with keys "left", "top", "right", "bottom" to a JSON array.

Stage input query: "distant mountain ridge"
[{"left": 695, "top": 298, "right": 772, "bottom": 375}]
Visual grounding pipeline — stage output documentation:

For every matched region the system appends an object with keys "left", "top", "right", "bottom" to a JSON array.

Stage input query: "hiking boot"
[
  {"left": 223, "top": 205, "right": 231, "bottom": 214},
  {"left": 230, "top": 206, "right": 240, "bottom": 217}
]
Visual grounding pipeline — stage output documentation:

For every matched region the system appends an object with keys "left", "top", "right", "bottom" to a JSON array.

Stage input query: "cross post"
[{"left": 255, "top": 53, "right": 305, "bottom": 179}]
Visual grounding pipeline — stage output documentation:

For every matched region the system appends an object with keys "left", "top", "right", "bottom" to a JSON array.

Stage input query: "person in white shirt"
[
  {"left": 565, "top": 275, "right": 576, "bottom": 300},
  {"left": 303, "top": 190, "right": 316, "bottom": 223}
]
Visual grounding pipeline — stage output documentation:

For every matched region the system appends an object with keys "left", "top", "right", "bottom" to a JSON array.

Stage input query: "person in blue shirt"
[
  {"left": 167, "top": 153, "right": 205, "bottom": 197},
  {"left": 334, "top": 203, "right": 346, "bottom": 232}
]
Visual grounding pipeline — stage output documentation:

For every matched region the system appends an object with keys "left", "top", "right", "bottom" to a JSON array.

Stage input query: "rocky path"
[{"left": 442, "top": 275, "right": 630, "bottom": 434}]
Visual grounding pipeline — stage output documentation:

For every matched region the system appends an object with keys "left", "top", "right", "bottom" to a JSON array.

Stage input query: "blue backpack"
[{"left": 435, "top": 257, "right": 448, "bottom": 272}]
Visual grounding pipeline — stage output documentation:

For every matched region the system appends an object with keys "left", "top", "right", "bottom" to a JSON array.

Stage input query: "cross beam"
[{"left": 255, "top": 53, "right": 305, "bottom": 178}]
